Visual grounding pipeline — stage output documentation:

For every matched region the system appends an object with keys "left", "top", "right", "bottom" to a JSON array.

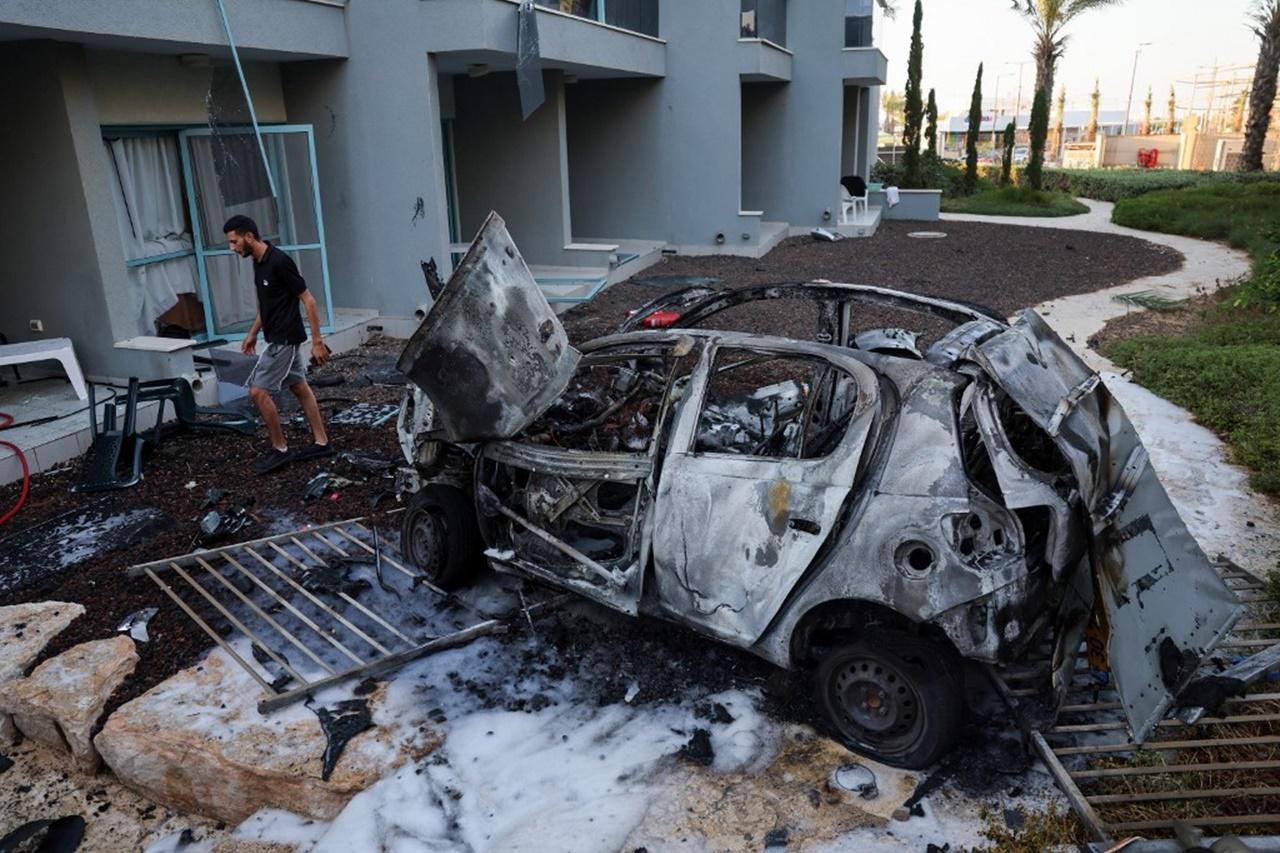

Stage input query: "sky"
[{"left": 877, "top": 0, "right": 1261, "bottom": 122}]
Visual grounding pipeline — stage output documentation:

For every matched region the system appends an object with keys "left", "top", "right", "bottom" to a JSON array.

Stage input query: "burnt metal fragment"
[
  {"left": 310, "top": 698, "right": 375, "bottom": 781},
  {"left": 678, "top": 728, "right": 714, "bottom": 766}
]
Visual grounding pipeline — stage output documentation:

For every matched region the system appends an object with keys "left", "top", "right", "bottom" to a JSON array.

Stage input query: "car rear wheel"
[
  {"left": 399, "top": 484, "right": 482, "bottom": 590},
  {"left": 815, "top": 632, "right": 963, "bottom": 769}
]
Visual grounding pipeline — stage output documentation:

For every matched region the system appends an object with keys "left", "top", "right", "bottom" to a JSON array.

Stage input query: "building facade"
[{"left": 0, "top": 0, "right": 887, "bottom": 381}]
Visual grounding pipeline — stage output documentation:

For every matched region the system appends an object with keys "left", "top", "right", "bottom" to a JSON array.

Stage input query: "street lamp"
[
  {"left": 992, "top": 72, "right": 1014, "bottom": 148},
  {"left": 1124, "top": 42, "right": 1153, "bottom": 136}
]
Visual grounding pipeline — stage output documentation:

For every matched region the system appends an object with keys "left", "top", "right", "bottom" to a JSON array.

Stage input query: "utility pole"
[
  {"left": 1005, "top": 60, "right": 1031, "bottom": 119},
  {"left": 992, "top": 73, "right": 1013, "bottom": 148},
  {"left": 1123, "top": 42, "right": 1153, "bottom": 135}
]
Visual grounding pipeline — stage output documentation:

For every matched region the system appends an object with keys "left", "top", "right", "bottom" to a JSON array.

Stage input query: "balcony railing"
[
  {"left": 740, "top": 0, "right": 786, "bottom": 47},
  {"left": 534, "top": 0, "right": 659, "bottom": 38}
]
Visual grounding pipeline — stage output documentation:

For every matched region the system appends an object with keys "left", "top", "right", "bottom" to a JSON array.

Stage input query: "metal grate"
[
  {"left": 130, "top": 517, "right": 549, "bottom": 713},
  {"left": 992, "top": 559, "right": 1280, "bottom": 842}
]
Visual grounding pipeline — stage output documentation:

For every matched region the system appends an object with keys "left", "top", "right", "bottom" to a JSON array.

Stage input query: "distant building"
[{"left": 938, "top": 109, "right": 1128, "bottom": 156}]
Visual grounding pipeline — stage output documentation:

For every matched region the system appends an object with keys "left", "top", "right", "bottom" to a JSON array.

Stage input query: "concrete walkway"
[{"left": 944, "top": 199, "right": 1277, "bottom": 575}]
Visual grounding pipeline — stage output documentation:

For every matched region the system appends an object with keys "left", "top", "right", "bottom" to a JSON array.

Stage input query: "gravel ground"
[
  {"left": 0, "top": 337, "right": 409, "bottom": 715},
  {"left": 0, "top": 220, "right": 1183, "bottom": 722},
  {"left": 562, "top": 220, "right": 1184, "bottom": 346}
]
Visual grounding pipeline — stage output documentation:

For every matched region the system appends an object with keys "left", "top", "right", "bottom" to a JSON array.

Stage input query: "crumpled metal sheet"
[
  {"left": 970, "top": 309, "right": 1243, "bottom": 742},
  {"left": 397, "top": 212, "right": 580, "bottom": 442}
]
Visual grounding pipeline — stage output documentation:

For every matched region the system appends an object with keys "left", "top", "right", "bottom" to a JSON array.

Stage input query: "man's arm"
[
  {"left": 241, "top": 312, "right": 263, "bottom": 355},
  {"left": 300, "top": 291, "right": 328, "bottom": 365}
]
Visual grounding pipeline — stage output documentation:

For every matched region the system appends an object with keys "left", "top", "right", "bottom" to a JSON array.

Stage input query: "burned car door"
[
  {"left": 475, "top": 339, "right": 701, "bottom": 616},
  {"left": 651, "top": 341, "right": 880, "bottom": 644},
  {"left": 397, "top": 212, "right": 580, "bottom": 443},
  {"left": 970, "top": 309, "right": 1243, "bottom": 742}
]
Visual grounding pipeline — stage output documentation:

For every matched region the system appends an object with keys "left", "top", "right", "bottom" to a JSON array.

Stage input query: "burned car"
[{"left": 393, "top": 213, "right": 1243, "bottom": 768}]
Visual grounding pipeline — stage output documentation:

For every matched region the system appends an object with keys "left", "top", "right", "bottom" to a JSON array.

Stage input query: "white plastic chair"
[
  {"left": 840, "top": 184, "right": 868, "bottom": 224},
  {"left": 0, "top": 338, "right": 88, "bottom": 400}
]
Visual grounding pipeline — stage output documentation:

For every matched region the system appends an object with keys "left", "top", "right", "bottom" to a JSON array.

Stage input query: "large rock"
[
  {"left": 624, "top": 725, "right": 918, "bottom": 851},
  {"left": 0, "top": 635, "right": 137, "bottom": 773},
  {"left": 0, "top": 601, "right": 86, "bottom": 747},
  {"left": 95, "top": 648, "right": 440, "bottom": 824}
]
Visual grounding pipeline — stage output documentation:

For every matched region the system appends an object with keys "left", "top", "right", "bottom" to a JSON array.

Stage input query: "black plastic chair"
[
  {"left": 136, "top": 377, "right": 256, "bottom": 450},
  {"left": 75, "top": 378, "right": 144, "bottom": 492}
]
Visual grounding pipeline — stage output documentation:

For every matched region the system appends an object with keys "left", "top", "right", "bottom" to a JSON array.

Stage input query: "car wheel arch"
[{"left": 788, "top": 598, "right": 961, "bottom": 669}]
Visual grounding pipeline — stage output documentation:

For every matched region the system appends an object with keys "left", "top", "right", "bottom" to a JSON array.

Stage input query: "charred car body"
[{"left": 393, "top": 213, "right": 1243, "bottom": 768}]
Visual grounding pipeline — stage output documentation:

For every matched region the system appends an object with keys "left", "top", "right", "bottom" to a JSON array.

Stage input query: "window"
[
  {"left": 534, "top": 0, "right": 659, "bottom": 37},
  {"left": 741, "top": 0, "right": 787, "bottom": 46},
  {"left": 845, "top": 0, "right": 873, "bottom": 47},
  {"left": 105, "top": 125, "right": 334, "bottom": 341},
  {"left": 694, "top": 348, "right": 859, "bottom": 460}
]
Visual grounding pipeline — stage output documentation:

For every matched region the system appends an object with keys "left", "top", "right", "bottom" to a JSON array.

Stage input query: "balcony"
[
  {"left": 842, "top": 46, "right": 887, "bottom": 86},
  {"left": 738, "top": 38, "right": 791, "bottom": 83},
  {"left": 740, "top": 0, "right": 787, "bottom": 48},
  {"left": 535, "top": 0, "right": 659, "bottom": 38}
]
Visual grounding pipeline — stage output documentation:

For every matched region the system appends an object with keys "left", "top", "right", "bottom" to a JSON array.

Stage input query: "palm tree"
[
  {"left": 1087, "top": 79, "right": 1101, "bottom": 141},
  {"left": 1141, "top": 86, "right": 1153, "bottom": 135},
  {"left": 1166, "top": 85, "right": 1177, "bottom": 133},
  {"left": 1242, "top": 0, "right": 1280, "bottom": 171},
  {"left": 1051, "top": 86, "right": 1066, "bottom": 158},
  {"left": 1232, "top": 91, "right": 1249, "bottom": 133},
  {"left": 1011, "top": 0, "right": 1124, "bottom": 104}
]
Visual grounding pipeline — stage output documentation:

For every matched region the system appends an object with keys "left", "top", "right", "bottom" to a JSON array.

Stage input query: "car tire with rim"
[
  {"left": 814, "top": 632, "right": 963, "bottom": 769},
  {"left": 399, "top": 484, "right": 482, "bottom": 591}
]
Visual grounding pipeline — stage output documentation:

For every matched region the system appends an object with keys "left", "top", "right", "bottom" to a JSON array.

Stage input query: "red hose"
[{"left": 0, "top": 412, "right": 29, "bottom": 526}]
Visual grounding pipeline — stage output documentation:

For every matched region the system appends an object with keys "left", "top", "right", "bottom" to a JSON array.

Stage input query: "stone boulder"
[
  {"left": 95, "top": 648, "right": 440, "bottom": 824},
  {"left": 0, "top": 635, "right": 138, "bottom": 773},
  {"left": 625, "top": 725, "right": 918, "bottom": 851},
  {"left": 0, "top": 601, "right": 86, "bottom": 747}
]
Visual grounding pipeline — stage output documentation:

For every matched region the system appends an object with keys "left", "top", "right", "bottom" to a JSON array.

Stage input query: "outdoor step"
[{"left": 0, "top": 601, "right": 86, "bottom": 747}]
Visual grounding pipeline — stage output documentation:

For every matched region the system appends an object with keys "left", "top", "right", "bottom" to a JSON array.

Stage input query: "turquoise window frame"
[{"left": 177, "top": 123, "right": 334, "bottom": 341}]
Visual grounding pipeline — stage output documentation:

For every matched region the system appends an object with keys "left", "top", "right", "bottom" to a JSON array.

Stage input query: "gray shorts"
[{"left": 247, "top": 343, "right": 307, "bottom": 392}]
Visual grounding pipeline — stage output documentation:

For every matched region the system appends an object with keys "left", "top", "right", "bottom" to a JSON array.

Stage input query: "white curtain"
[{"left": 105, "top": 136, "right": 200, "bottom": 336}]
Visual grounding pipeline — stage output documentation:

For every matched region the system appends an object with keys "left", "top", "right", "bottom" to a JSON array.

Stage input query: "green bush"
[
  {"left": 1111, "top": 181, "right": 1280, "bottom": 263},
  {"left": 940, "top": 186, "right": 1088, "bottom": 217},
  {"left": 872, "top": 156, "right": 968, "bottom": 195},
  {"left": 1042, "top": 168, "right": 1280, "bottom": 202},
  {"left": 1107, "top": 306, "right": 1280, "bottom": 495}
]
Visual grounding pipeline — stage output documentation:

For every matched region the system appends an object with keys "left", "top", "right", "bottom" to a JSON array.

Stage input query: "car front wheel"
[
  {"left": 398, "top": 484, "right": 482, "bottom": 590},
  {"left": 814, "top": 632, "right": 963, "bottom": 769}
]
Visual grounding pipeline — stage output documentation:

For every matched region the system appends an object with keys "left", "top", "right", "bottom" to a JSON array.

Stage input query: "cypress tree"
[
  {"left": 926, "top": 88, "right": 939, "bottom": 158},
  {"left": 964, "top": 63, "right": 983, "bottom": 194},
  {"left": 901, "top": 0, "right": 925, "bottom": 187},
  {"left": 1026, "top": 86, "right": 1050, "bottom": 190},
  {"left": 1001, "top": 120, "right": 1017, "bottom": 184}
]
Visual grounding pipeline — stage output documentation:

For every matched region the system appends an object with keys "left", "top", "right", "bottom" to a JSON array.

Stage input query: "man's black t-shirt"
[{"left": 253, "top": 245, "right": 308, "bottom": 345}]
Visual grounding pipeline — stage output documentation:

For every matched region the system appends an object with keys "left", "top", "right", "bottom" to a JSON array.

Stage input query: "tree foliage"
[
  {"left": 926, "top": 88, "right": 939, "bottom": 157},
  {"left": 1051, "top": 86, "right": 1066, "bottom": 159},
  {"left": 1087, "top": 78, "right": 1101, "bottom": 141},
  {"left": 1167, "top": 84, "right": 1177, "bottom": 133},
  {"left": 1026, "top": 86, "right": 1051, "bottom": 189},
  {"left": 882, "top": 90, "right": 906, "bottom": 135},
  {"left": 1002, "top": 120, "right": 1018, "bottom": 184},
  {"left": 1011, "top": 0, "right": 1124, "bottom": 117},
  {"left": 901, "top": 0, "right": 925, "bottom": 187},
  {"left": 1243, "top": 0, "right": 1280, "bottom": 170},
  {"left": 965, "top": 63, "right": 984, "bottom": 194}
]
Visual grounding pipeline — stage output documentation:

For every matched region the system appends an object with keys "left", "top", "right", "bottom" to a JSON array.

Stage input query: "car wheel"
[
  {"left": 399, "top": 484, "right": 482, "bottom": 590},
  {"left": 814, "top": 632, "right": 963, "bottom": 769}
]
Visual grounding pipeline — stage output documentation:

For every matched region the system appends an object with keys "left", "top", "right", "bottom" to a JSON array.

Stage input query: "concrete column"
[
  {"left": 0, "top": 42, "right": 139, "bottom": 377},
  {"left": 282, "top": 4, "right": 452, "bottom": 319},
  {"left": 862, "top": 84, "right": 880, "bottom": 180}
]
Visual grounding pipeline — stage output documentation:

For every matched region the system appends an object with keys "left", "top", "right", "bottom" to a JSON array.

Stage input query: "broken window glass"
[{"left": 694, "top": 349, "right": 857, "bottom": 460}]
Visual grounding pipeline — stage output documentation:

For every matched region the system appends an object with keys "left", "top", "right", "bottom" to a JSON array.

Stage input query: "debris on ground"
[
  {"left": 116, "top": 607, "right": 158, "bottom": 643},
  {"left": 311, "top": 698, "right": 375, "bottom": 782},
  {"left": 327, "top": 403, "right": 400, "bottom": 428}
]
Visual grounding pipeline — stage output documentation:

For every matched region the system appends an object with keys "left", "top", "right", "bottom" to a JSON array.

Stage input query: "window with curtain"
[{"left": 104, "top": 135, "right": 201, "bottom": 337}]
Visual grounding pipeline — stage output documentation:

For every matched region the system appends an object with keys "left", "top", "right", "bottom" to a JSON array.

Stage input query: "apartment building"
[{"left": 0, "top": 0, "right": 887, "bottom": 383}]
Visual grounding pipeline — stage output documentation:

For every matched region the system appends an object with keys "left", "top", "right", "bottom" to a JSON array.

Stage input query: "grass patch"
[
  {"left": 940, "top": 185, "right": 1089, "bottom": 217},
  {"left": 1105, "top": 294, "right": 1280, "bottom": 495},
  {"left": 972, "top": 802, "right": 1084, "bottom": 852},
  {"left": 1043, "top": 168, "right": 1280, "bottom": 202},
  {"left": 1112, "top": 181, "right": 1280, "bottom": 264}
]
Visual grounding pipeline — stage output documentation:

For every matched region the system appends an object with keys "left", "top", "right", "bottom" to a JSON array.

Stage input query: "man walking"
[{"left": 224, "top": 215, "right": 333, "bottom": 474}]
